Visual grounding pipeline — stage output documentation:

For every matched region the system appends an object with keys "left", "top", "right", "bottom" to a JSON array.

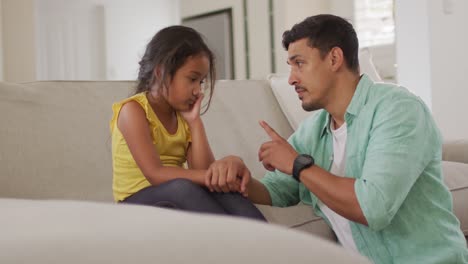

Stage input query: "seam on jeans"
[
  {"left": 289, "top": 219, "right": 320, "bottom": 228},
  {"left": 450, "top": 186, "right": 468, "bottom": 191},
  {"left": 155, "top": 201, "right": 178, "bottom": 208}
]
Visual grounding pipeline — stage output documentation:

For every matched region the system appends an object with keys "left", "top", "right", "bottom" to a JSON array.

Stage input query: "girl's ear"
[
  {"left": 150, "top": 66, "right": 162, "bottom": 96},
  {"left": 153, "top": 66, "right": 162, "bottom": 79},
  {"left": 153, "top": 66, "right": 171, "bottom": 96}
]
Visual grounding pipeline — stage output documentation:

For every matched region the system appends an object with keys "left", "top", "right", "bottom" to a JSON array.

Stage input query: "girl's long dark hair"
[{"left": 136, "top": 25, "right": 216, "bottom": 114}]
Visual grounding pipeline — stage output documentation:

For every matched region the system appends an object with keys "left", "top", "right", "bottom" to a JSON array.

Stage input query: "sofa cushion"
[
  {"left": 442, "top": 161, "right": 468, "bottom": 235},
  {"left": 0, "top": 198, "right": 371, "bottom": 264},
  {"left": 0, "top": 81, "right": 133, "bottom": 201},
  {"left": 256, "top": 203, "right": 335, "bottom": 241},
  {"left": 202, "top": 80, "right": 294, "bottom": 179},
  {"left": 268, "top": 73, "right": 317, "bottom": 131},
  {"left": 443, "top": 139, "right": 468, "bottom": 164}
]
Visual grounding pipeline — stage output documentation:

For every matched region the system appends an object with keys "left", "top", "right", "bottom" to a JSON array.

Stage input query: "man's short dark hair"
[{"left": 282, "top": 14, "right": 360, "bottom": 73}]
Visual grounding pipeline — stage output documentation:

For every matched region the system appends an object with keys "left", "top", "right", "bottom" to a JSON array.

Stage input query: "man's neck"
[{"left": 327, "top": 72, "right": 361, "bottom": 129}]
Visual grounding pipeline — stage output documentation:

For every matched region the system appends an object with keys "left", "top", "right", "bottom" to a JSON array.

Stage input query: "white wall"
[
  {"left": 428, "top": 0, "right": 468, "bottom": 140},
  {"left": 0, "top": 0, "right": 3, "bottom": 81},
  {"left": 273, "top": 0, "right": 330, "bottom": 74},
  {"left": 35, "top": 0, "right": 179, "bottom": 80},
  {"left": 245, "top": 0, "right": 271, "bottom": 79},
  {"left": 329, "top": 0, "right": 354, "bottom": 21},
  {"left": 104, "top": 0, "right": 180, "bottom": 80},
  {"left": 394, "top": 0, "right": 432, "bottom": 107},
  {"left": 35, "top": 0, "right": 106, "bottom": 80},
  {"left": 396, "top": 0, "right": 468, "bottom": 140},
  {"left": 2, "top": 0, "right": 36, "bottom": 82}
]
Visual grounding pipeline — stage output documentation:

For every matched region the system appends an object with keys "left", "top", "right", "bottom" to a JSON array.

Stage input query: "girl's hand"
[
  {"left": 180, "top": 94, "right": 204, "bottom": 125},
  {"left": 205, "top": 156, "right": 251, "bottom": 197}
]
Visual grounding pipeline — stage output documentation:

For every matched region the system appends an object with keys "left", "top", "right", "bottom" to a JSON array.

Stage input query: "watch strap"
[{"left": 292, "top": 154, "right": 314, "bottom": 182}]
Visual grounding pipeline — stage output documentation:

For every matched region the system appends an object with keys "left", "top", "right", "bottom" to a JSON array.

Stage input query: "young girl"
[{"left": 110, "top": 25, "right": 265, "bottom": 221}]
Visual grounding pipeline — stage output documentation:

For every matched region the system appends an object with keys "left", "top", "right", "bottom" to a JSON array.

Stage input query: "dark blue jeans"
[{"left": 121, "top": 178, "right": 266, "bottom": 222}]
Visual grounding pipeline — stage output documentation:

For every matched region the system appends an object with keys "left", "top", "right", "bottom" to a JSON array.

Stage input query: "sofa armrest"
[
  {"left": 442, "top": 139, "right": 468, "bottom": 164},
  {"left": 0, "top": 199, "right": 371, "bottom": 264}
]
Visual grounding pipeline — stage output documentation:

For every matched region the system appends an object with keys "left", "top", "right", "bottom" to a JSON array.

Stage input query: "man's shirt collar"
[{"left": 320, "top": 74, "right": 373, "bottom": 137}]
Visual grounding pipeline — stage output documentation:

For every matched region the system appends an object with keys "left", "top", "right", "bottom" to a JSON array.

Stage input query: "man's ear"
[{"left": 329, "top": 47, "right": 344, "bottom": 72}]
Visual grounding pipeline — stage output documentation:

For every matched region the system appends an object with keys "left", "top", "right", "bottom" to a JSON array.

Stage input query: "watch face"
[{"left": 298, "top": 155, "right": 313, "bottom": 164}]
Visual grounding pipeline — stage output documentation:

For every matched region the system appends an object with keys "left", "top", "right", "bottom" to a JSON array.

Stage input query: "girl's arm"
[
  {"left": 186, "top": 119, "right": 215, "bottom": 169},
  {"left": 180, "top": 94, "right": 215, "bottom": 169},
  {"left": 117, "top": 100, "right": 206, "bottom": 185}
]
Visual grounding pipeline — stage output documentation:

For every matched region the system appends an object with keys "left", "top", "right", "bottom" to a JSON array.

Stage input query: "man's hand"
[
  {"left": 205, "top": 155, "right": 251, "bottom": 197},
  {"left": 258, "top": 120, "right": 298, "bottom": 175}
]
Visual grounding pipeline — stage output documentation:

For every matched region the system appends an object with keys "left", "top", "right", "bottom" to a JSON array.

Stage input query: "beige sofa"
[{"left": 0, "top": 79, "right": 466, "bottom": 262}]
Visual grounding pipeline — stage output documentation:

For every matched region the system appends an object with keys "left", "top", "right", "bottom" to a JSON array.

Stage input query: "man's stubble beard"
[{"left": 301, "top": 100, "right": 322, "bottom": 112}]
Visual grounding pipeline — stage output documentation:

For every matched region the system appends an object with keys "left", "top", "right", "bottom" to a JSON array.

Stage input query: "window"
[{"left": 354, "top": 0, "right": 395, "bottom": 47}]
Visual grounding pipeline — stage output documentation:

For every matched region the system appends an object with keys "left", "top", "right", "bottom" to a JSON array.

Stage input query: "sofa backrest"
[
  {"left": 0, "top": 81, "right": 132, "bottom": 201},
  {"left": 203, "top": 80, "right": 294, "bottom": 179},
  {"left": 0, "top": 80, "right": 292, "bottom": 202}
]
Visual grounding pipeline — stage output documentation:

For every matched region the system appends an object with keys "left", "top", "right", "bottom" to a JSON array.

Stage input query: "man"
[{"left": 206, "top": 14, "right": 468, "bottom": 263}]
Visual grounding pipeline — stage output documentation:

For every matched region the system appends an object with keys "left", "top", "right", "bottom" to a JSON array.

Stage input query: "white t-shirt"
[{"left": 318, "top": 121, "right": 358, "bottom": 252}]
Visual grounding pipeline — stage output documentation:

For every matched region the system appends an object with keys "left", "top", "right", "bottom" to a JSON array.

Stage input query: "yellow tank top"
[{"left": 110, "top": 92, "right": 191, "bottom": 202}]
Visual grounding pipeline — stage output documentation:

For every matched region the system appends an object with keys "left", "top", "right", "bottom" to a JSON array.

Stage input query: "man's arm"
[
  {"left": 298, "top": 166, "right": 367, "bottom": 225},
  {"left": 246, "top": 177, "right": 272, "bottom": 205},
  {"left": 352, "top": 98, "right": 438, "bottom": 231},
  {"left": 258, "top": 120, "right": 367, "bottom": 225}
]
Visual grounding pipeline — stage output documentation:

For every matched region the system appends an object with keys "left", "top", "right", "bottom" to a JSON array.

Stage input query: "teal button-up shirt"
[{"left": 261, "top": 74, "right": 468, "bottom": 263}]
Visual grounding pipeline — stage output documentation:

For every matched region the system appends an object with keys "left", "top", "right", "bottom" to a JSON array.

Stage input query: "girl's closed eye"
[{"left": 188, "top": 75, "right": 205, "bottom": 84}]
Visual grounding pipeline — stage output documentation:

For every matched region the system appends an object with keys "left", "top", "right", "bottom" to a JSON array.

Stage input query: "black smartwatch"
[{"left": 292, "top": 154, "right": 314, "bottom": 182}]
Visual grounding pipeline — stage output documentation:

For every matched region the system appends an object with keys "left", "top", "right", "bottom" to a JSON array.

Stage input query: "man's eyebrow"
[{"left": 287, "top": 55, "right": 300, "bottom": 65}]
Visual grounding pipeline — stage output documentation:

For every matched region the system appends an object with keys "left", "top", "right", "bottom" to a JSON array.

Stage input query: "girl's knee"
[{"left": 163, "top": 178, "right": 203, "bottom": 194}]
